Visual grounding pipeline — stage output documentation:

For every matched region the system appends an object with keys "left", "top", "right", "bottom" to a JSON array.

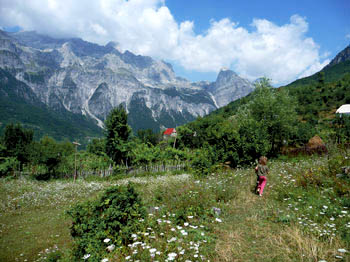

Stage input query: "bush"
[
  {"left": 0, "top": 157, "right": 19, "bottom": 177},
  {"left": 67, "top": 183, "right": 146, "bottom": 261},
  {"left": 190, "top": 147, "right": 216, "bottom": 176}
]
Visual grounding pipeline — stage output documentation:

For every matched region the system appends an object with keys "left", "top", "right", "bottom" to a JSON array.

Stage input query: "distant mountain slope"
[
  {"left": 0, "top": 68, "right": 103, "bottom": 142},
  {"left": 197, "top": 45, "right": 350, "bottom": 124},
  {"left": 0, "top": 30, "right": 254, "bottom": 133},
  {"left": 285, "top": 46, "right": 350, "bottom": 87},
  {"left": 325, "top": 45, "right": 350, "bottom": 68}
]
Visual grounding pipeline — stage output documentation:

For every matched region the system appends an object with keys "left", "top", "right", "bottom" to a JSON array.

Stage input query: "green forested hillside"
[
  {"left": 214, "top": 59, "right": 350, "bottom": 121},
  {"left": 283, "top": 71, "right": 350, "bottom": 123},
  {"left": 286, "top": 60, "right": 350, "bottom": 87},
  {"left": 0, "top": 69, "right": 103, "bottom": 143},
  {"left": 173, "top": 59, "right": 350, "bottom": 168}
]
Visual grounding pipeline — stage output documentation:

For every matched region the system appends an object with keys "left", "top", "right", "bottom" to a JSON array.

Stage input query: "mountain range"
[{"left": 0, "top": 30, "right": 254, "bottom": 140}]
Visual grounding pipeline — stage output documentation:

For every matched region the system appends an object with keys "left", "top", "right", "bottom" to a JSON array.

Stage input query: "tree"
[
  {"left": 136, "top": 129, "right": 160, "bottom": 146},
  {"left": 239, "top": 78, "right": 299, "bottom": 155},
  {"left": 87, "top": 138, "right": 106, "bottom": 156},
  {"left": 1, "top": 123, "right": 34, "bottom": 166},
  {"left": 105, "top": 105, "right": 132, "bottom": 165},
  {"left": 30, "top": 136, "right": 74, "bottom": 179}
]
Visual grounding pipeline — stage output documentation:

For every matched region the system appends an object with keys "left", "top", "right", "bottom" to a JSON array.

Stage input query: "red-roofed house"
[{"left": 163, "top": 128, "right": 177, "bottom": 139}]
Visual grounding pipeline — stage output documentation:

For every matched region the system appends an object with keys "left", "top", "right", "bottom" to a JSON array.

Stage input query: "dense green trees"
[
  {"left": 242, "top": 79, "right": 298, "bottom": 153},
  {"left": 87, "top": 138, "right": 106, "bottom": 156},
  {"left": 334, "top": 114, "right": 350, "bottom": 143},
  {"left": 30, "top": 136, "right": 75, "bottom": 179},
  {"left": 136, "top": 129, "right": 160, "bottom": 146},
  {"left": 105, "top": 105, "right": 132, "bottom": 165},
  {"left": 176, "top": 78, "right": 300, "bottom": 166},
  {"left": 1, "top": 123, "right": 34, "bottom": 166}
]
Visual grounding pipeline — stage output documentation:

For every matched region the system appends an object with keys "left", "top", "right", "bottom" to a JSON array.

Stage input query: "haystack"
[
  {"left": 307, "top": 135, "right": 325, "bottom": 149},
  {"left": 306, "top": 135, "right": 327, "bottom": 155}
]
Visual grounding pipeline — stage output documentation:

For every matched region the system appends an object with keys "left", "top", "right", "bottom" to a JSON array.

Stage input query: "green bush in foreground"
[
  {"left": 67, "top": 183, "right": 146, "bottom": 262},
  {"left": 0, "top": 157, "right": 19, "bottom": 177}
]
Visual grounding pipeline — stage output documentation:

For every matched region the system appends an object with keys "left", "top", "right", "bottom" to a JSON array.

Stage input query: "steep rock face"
[
  {"left": 0, "top": 30, "right": 254, "bottom": 132},
  {"left": 88, "top": 82, "right": 113, "bottom": 120},
  {"left": 325, "top": 45, "right": 350, "bottom": 68},
  {"left": 207, "top": 68, "right": 255, "bottom": 108}
]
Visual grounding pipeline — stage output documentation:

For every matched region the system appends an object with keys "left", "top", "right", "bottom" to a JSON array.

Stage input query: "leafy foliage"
[
  {"left": 333, "top": 114, "right": 350, "bottom": 143},
  {"left": 29, "top": 136, "right": 74, "bottom": 180},
  {"left": 0, "top": 157, "right": 19, "bottom": 177},
  {"left": 178, "top": 78, "right": 299, "bottom": 167},
  {"left": 1, "top": 123, "right": 34, "bottom": 167},
  {"left": 87, "top": 138, "right": 106, "bottom": 156},
  {"left": 105, "top": 105, "right": 132, "bottom": 165},
  {"left": 136, "top": 129, "right": 160, "bottom": 146},
  {"left": 67, "top": 183, "right": 146, "bottom": 262}
]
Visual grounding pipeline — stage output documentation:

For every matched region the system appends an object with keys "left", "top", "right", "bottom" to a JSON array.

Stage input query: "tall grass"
[{"left": 1, "top": 153, "right": 350, "bottom": 261}]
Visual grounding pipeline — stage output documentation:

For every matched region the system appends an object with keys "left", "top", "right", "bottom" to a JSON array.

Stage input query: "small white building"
[{"left": 336, "top": 104, "right": 350, "bottom": 115}]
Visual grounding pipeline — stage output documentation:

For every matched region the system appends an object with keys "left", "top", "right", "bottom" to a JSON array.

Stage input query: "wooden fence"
[
  {"left": 126, "top": 162, "right": 188, "bottom": 175},
  {"left": 15, "top": 161, "right": 189, "bottom": 179}
]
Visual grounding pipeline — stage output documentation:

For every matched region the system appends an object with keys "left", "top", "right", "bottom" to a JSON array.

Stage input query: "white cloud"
[
  {"left": 346, "top": 34, "right": 350, "bottom": 39},
  {"left": 0, "top": 0, "right": 329, "bottom": 85}
]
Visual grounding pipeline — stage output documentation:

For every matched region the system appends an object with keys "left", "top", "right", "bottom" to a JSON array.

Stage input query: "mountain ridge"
[{"left": 0, "top": 30, "right": 255, "bottom": 135}]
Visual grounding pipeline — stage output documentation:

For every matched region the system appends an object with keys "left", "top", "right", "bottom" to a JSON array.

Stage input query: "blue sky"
[
  {"left": 0, "top": 0, "right": 349, "bottom": 85},
  {"left": 167, "top": 0, "right": 350, "bottom": 82}
]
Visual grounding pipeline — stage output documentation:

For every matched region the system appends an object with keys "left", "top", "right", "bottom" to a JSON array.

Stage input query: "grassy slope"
[
  {"left": 214, "top": 158, "right": 346, "bottom": 262},
  {"left": 1, "top": 156, "right": 349, "bottom": 262}
]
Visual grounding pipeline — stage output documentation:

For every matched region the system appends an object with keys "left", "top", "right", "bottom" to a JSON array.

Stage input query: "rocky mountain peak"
[
  {"left": 105, "top": 41, "right": 122, "bottom": 52},
  {"left": 0, "top": 30, "right": 255, "bottom": 132},
  {"left": 216, "top": 68, "right": 239, "bottom": 85},
  {"left": 325, "top": 45, "right": 350, "bottom": 68}
]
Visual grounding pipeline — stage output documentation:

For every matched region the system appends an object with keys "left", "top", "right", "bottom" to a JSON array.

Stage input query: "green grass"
[
  {"left": 0, "top": 178, "right": 111, "bottom": 261},
  {"left": 1, "top": 154, "right": 350, "bottom": 261}
]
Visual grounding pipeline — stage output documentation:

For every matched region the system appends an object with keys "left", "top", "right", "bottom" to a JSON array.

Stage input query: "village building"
[{"left": 163, "top": 128, "right": 177, "bottom": 139}]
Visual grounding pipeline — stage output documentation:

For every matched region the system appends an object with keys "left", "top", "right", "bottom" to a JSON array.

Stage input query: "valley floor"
[{"left": 0, "top": 156, "right": 349, "bottom": 262}]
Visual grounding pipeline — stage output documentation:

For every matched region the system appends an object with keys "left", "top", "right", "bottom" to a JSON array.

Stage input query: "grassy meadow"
[{"left": 1, "top": 154, "right": 350, "bottom": 262}]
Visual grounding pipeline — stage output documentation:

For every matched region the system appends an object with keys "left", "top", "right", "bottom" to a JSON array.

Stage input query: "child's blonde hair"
[{"left": 259, "top": 156, "right": 268, "bottom": 165}]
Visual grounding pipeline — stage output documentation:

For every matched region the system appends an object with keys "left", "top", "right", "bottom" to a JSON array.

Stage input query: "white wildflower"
[
  {"left": 168, "top": 252, "right": 177, "bottom": 261},
  {"left": 181, "top": 230, "right": 188, "bottom": 236},
  {"left": 83, "top": 254, "right": 91, "bottom": 260},
  {"left": 167, "top": 237, "right": 177, "bottom": 243},
  {"left": 107, "top": 244, "right": 115, "bottom": 252}
]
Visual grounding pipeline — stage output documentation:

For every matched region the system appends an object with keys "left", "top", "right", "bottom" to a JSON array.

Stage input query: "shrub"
[
  {"left": 190, "top": 147, "right": 216, "bottom": 176},
  {"left": 0, "top": 157, "right": 19, "bottom": 177},
  {"left": 67, "top": 183, "right": 146, "bottom": 261}
]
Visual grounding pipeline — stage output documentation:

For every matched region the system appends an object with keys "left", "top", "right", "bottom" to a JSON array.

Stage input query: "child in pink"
[{"left": 255, "top": 156, "right": 269, "bottom": 196}]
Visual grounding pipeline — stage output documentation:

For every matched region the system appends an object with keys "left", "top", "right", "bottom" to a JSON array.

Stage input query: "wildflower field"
[{"left": 1, "top": 154, "right": 350, "bottom": 262}]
